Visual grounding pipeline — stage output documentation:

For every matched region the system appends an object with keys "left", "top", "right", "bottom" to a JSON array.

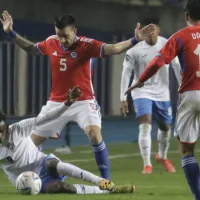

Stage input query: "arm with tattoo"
[{"left": 0, "top": 10, "right": 41, "bottom": 55}]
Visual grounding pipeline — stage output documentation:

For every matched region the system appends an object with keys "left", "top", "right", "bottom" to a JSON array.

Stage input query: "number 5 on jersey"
[{"left": 60, "top": 58, "right": 67, "bottom": 71}]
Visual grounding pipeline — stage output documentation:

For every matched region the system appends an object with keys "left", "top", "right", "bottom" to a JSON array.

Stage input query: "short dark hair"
[
  {"left": 54, "top": 14, "right": 75, "bottom": 29},
  {"left": 184, "top": 0, "right": 200, "bottom": 20},
  {"left": 0, "top": 110, "right": 6, "bottom": 122},
  {"left": 142, "top": 18, "right": 160, "bottom": 27}
]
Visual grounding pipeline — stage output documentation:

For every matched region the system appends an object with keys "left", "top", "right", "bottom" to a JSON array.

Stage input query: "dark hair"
[
  {"left": 54, "top": 14, "right": 75, "bottom": 29},
  {"left": 0, "top": 110, "right": 6, "bottom": 122},
  {"left": 184, "top": 0, "right": 200, "bottom": 20},
  {"left": 142, "top": 18, "right": 160, "bottom": 27}
]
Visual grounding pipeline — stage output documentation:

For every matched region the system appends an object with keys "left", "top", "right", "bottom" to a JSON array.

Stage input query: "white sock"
[
  {"left": 57, "top": 162, "right": 103, "bottom": 185},
  {"left": 138, "top": 124, "right": 152, "bottom": 167},
  {"left": 157, "top": 129, "right": 170, "bottom": 159},
  {"left": 73, "top": 184, "right": 110, "bottom": 194}
]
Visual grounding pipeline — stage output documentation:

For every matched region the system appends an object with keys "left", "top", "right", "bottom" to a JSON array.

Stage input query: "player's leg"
[
  {"left": 43, "top": 180, "right": 135, "bottom": 194},
  {"left": 42, "top": 156, "right": 114, "bottom": 191},
  {"left": 74, "top": 99, "right": 110, "bottom": 180},
  {"left": 133, "top": 98, "right": 153, "bottom": 174},
  {"left": 55, "top": 123, "right": 72, "bottom": 153},
  {"left": 175, "top": 91, "right": 200, "bottom": 200},
  {"left": 153, "top": 101, "right": 175, "bottom": 172}
]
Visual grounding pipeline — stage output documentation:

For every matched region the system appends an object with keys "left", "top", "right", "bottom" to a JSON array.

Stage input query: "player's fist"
[
  {"left": 67, "top": 85, "right": 82, "bottom": 104},
  {"left": 135, "top": 23, "right": 156, "bottom": 41},
  {"left": 0, "top": 10, "right": 13, "bottom": 33},
  {"left": 120, "top": 101, "right": 129, "bottom": 117}
]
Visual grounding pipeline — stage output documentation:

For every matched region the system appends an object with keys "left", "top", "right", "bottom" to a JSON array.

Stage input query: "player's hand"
[
  {"left": 0, "top": 10, "right": 13, "bottom": 33},
  {"left": 120, "top": 101, "right": 129, "bottom": 117},
  {"left": 135, "top": 23, "right": 156, "bottom": 41},
  {"left": 125, "top": 79, "right": 144, "bottom": 94},
  {"left": 66, "top": 85, "right": 82, "bottom": 105}
]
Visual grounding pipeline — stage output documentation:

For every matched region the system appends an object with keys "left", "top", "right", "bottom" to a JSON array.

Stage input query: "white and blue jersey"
[
  {"left": 120, "top": 36, "right": 181, "bottom": 124},
  {"left": 0, "top": 103, "right": 69, "bottom": 191}
]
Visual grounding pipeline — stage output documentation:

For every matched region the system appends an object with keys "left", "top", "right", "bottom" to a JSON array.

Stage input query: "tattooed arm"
[{"left": 0, "top": 10, "right": 41, "bottom": 55}]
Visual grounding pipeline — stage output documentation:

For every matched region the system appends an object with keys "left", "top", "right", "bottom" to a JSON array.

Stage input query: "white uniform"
[
  {"left": 120, "top": 36, "right": 181, "bottom": 102},
  {"left": 35, "top": 99, "right": 101, "bottom": 139},
  {"left": 0, "top": 103, "right": 69, "bottom": 185}
]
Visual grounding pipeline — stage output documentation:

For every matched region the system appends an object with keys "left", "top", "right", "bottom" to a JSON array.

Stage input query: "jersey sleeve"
[
  {"left": 35, "top": 40, "right": 49, "bottom": 55},
  {"left": 35, "top": 103, "right": 68, "bottom": 126},
  {"left": 120, "top": 51, "right": 135, "bottom": 101},
  {"left": 84, "top": 38, "right": 106, "bottom": 58},
  {"left": 12, "top": 118, "right": 36, "bottom": 138},
  {"left": 159, "top": 33, "right": 180, "bottom": 64},
  {"left": 170, "top": 56, "right": 182, "bottom": 86}
]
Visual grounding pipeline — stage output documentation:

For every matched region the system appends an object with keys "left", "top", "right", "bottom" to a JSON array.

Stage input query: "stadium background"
[{"left": 0, "top": 0, "right": 183, "bottom": 149}]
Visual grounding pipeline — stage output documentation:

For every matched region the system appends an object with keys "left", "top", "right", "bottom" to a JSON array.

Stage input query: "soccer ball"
[{"left": 16, "top": 171, "right": 42, "bottom": 195}]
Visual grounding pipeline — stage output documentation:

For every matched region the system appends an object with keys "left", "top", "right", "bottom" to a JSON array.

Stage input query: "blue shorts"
[
  {"left": 133, "top": 98, "right": 172, "bottom": 124},
  {"left": 39, "top": 154, "right": 66, "bottom": 193}
]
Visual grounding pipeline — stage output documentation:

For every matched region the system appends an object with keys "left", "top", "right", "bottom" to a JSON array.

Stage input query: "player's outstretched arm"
[
  {"left": 0, "top": 10, "right": 41, "bottom": 55},
  {"left": 36, "top": 86, "right": 82, "bottom": 125},
  {"left": 125, "top": 56, "right": 166, "bottom": 94},
  {"left": 103, "top": 23, "right": 155, "bottom": 56}
]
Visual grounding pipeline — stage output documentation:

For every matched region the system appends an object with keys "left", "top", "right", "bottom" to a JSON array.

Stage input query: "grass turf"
[{"left": 0, "top": 139, "right": 193, "bottom": 200}]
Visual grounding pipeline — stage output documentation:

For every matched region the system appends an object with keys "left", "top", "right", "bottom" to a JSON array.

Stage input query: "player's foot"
[
  {"left": 156, "top": 153, "right": 176, "bottom": 172},
  {"left": 111, "top": 184, "right": 136, "bottom": 193},
  {"left": 98, "top": 179, "right": 115, "bottom": 191},
  {"left": 142, "top": 165, "right": 152, "bottom": 174},
  {"left": 54, "top": 146, "right": 72, "bottom": 154}
]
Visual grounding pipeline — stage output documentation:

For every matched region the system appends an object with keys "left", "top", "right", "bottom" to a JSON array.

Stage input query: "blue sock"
[
  {"left": 182, "top": 155, "right": 200, "bottom": 200},
  {"left": 92, "top": 141, "right": 110, "bottom": 180}
]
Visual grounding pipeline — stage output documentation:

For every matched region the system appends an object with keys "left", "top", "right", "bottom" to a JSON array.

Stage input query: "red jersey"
[
  {"left": 158, "top": 24, "right": 200, "bottom": 93},
  {"left": 36, "top": 35, "right": 105, "bottom": 101}
]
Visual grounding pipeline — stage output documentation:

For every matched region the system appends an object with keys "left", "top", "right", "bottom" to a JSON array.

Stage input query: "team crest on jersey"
[{"left": 71, "top": 52, "right": 77, "bottom": 58}]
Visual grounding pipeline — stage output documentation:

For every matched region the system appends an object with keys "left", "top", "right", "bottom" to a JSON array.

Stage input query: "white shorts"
[
  {"left": 174, "top": 91, "right": 200, "bottom": 143},
  {"left": 34, "top": 99, "right": 101, "bottom": 139}
]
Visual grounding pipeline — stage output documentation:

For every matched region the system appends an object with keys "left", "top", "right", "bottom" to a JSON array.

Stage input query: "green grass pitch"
[{"left": 0, "top": 139, "right": 194, "bottom": 200}]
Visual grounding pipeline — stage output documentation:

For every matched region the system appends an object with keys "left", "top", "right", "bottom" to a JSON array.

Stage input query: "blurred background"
[{"left": 0, "top": 0, "right": 184, "bottom": 149}]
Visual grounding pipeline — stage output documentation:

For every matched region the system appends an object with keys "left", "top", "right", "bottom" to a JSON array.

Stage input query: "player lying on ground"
[
  {"left": 0, "top": 11, "right": 156, "bottom": 180},
  {"left": 120, "top": 18, "right": 181, "bottom": 174},
  {"left": 125, "top": 0, "right": 200, "bottom": 199},
  {"left": 0, "top": 86, "right": 135, "bottom": 194}
]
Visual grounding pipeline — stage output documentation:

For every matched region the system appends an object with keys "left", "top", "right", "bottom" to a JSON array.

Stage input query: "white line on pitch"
[{"left": 65, "top": 149, "right": 200, "bottom": 163}]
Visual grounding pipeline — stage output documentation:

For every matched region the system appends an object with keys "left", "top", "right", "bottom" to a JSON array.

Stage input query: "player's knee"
[
  {"left": 158, "top": 123, "right": 171, "bottom": 132},
  {"left": 85, "top": 125, "right": 102, "bottom": 144},
  {"left": 180, "top": 142, "right": 195, "bottom": 156},
  {"left": 138, "top": 115, "right": 152, "bottom": 124},
  {"left": 45, "top": 158, "right": 59, "bottom": 175}
]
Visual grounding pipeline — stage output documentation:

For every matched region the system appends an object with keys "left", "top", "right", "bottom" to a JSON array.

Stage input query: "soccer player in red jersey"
[
  {"left": 0, "top": 10, "right": 155, "bottom": 180},
  {"left": 125, "top": 0, "right": 200, "bottom": 199}
]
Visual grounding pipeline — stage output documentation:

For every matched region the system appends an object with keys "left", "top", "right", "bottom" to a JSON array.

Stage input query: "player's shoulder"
[
  {"left": 44, "top": 35, "right": 60, "bottom": 46},
  {"left": 158, "top": 36, "right": 168, "bottom": 42},
  {"left": 168, "top": 28, "right": 187, "bottom": 41},
  {"left": 78, "top": 36, "right": 95, "bottom": 44},
  {"left": 127, "top": 40, "right": 145, "bottom": 55}
]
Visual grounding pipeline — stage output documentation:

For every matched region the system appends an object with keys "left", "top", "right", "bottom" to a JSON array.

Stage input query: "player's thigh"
[
  {"left": 72, "top": 99, "right": 102, "bottom": 131},
  {"left": 133, "top": 98, "right": 153, "bottom": 124},
  {"left": 175, "top": 91, "right": 200, "bottom": 143},
  {"left": 39, "top": 154, "right": 67, "bottom": 192},
  {"left": 153, "top": 100, "right": 172, "bottom": 127}
]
